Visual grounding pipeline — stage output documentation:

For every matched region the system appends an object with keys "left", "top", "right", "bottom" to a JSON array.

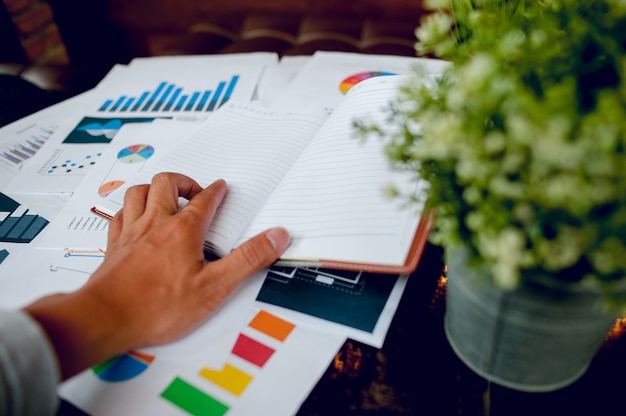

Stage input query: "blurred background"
[{"left": 0, "top": 0, "right": 428, "bottom": 125}]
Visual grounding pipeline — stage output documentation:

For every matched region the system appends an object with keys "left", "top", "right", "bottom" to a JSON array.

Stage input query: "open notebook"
[{"left": 94, "top": 75, "right": 431, "bottom": 274}]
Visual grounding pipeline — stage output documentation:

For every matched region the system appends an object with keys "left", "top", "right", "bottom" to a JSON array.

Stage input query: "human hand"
[{"left": 25, "top": 173, "right": 290, "bottom": 379}]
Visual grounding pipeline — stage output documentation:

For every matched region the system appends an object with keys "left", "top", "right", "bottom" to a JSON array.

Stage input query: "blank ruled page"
[
  {"left": 241, "top": 76, "right": 425, "bottom": 266},
  {"left": 111, "top": 102, "right": 327, "bottom": 255}
]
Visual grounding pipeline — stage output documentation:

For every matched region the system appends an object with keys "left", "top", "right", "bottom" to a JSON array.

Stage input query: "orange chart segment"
[
  {"left": 248, "top": 310, "right": 295, "bottom": 341},
  {"left": 98, "top": 180, "right": 125, "bottom": 198}
]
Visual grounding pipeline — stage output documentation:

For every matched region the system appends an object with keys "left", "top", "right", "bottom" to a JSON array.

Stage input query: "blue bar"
[
  {"left": 174, "top": 95, "right": 188, "bottom": 112},
  {"left": 219, "top": 75, "right": 239, "bottom": 107},
  {"left": 0, "top": 249, "right": 8, "bottom": 264},
  {"left": 153, "top": 84, "right": 174, "bottom": 111},
  {"left": 132, "top": 92, "right": 150, "bottom": 111},
  {"left": 19, "top": 216, "right": 48, "bottom": 241},
  {"left": 120, "top": 97, "right": 135, "bottom": 112},
  {"left": 207, "top": 82, "right": 225, "bottom": 112},
  {"left": 110, "top": 96, "right": 127, "bottom": 112},
  {"left": 195, "top": 91, "right": 211, "bottom": 111},
  {"left": 0, "top": 217, "right": 18, "bottom": 238},
  {"left": 6, "top": 214, "right": 36, "bottom": 240},
  {"left": 163, "top": 88, "right": 182, "bottom": 111},
  {"left": 141, "top": 82, "right": 167, "bottom": 111},
  {"left": 98, "top": 99, "right": 113, "bottom": 112},
  {"left": 185, "top": 92, "right": 200, "bottom": 111}
]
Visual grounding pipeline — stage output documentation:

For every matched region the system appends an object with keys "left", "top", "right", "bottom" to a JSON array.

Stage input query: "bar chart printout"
[
  {"left": 0, "top": 193, "right": 49, "bottom": 243},
  {"left": 161, "top": 310, "right": 296, "bottom": 416},
  {"left": 97, "top": 76, "right": 240, "bottom": 114},
  {"left": 1, "top": 126, "right": 53, "bottom": 166}
]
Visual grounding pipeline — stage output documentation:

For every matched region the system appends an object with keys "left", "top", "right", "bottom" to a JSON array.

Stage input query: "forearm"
[{"left": 24, "top": 289, "right": 129, "bottom": 381}]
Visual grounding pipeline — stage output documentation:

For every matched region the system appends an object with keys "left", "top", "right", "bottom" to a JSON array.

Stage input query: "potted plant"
[{"left": 360, "top": 0, "right": 626, "bottom": 391}]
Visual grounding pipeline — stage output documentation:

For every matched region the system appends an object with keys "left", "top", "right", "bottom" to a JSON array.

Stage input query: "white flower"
[
  {"left": 415, "top": 13, "right": 457, "bottom": 57},
  {"left": 478, "top": 227, "right": 525, "bottom": 290}
]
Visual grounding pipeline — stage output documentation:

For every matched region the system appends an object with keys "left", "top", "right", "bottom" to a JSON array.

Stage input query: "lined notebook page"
[
  {"left": 241, "top": 75, "right": 424, "bottom": 266},
  {"left": 109, "top": 102, "right": 327, "bottom": 255}
]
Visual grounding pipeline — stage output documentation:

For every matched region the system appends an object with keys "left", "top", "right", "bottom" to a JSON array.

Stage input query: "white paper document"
[
  {"left": 271, "top": 51, "right": 451, "bottom": 111},
  {"left": 35, "top": 120, "right": 200, "bottom": 249},
  {"left": 6, "top": 56, "right": 268, "bottom": 194}
]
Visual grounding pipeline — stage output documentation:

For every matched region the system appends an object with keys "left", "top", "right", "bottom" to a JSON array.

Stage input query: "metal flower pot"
[{"left": 444, "top": 247, "right": 618, "bottom": 392}]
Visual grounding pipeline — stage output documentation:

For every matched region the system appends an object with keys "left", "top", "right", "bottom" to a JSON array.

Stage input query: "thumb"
[{"left": 212, "top": 227, "right": 291, "bottom": 283}]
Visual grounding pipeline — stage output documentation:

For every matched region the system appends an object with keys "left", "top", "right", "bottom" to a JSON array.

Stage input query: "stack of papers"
[{"left": 0, "top": 51, "right": 449, "bottom": 416}]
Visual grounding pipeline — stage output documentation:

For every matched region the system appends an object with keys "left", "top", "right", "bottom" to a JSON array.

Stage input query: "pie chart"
[
  {"left": 339, "top": 71, "right": 396, "bottom": 94},
  {"left": 93, "top": 350, "right": 155, "bottom": 382},
  {"left": 117, "top": 144, "right": 155, "bottom": 164},
  {"left": 98, "top": 180, "right": 125, "bottom": 198}
]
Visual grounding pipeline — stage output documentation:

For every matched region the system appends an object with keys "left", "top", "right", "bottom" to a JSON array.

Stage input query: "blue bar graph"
[{"left": 97, "top": 76, "right": 240, "bottom": 114}]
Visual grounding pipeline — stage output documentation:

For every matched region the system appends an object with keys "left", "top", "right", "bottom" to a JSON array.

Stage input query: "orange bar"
[{"left": 248, "top": 310, "right": 295, "bottom": 342}]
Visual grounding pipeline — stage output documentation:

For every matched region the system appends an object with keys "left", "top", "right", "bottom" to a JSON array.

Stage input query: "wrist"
[{"left": 24, "top": 288, "right": 127, "bottom": 380}]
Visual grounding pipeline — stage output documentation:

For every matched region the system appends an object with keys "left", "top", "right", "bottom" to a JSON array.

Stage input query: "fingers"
[
  {"left": 122, "top": 184, "right": 150, "bottom": 223},
  {"left": 210, "top": 227, "right": 291, "bottom": 291},
  {"left": 145, "top": 172, "right": 204, "bottom": 217},
  {"left": 119, "top": 172, "right": 207, "bottom": 226},
  {"left": 177, "top": 179, "right": 227, "bottom": 236},
  {"left": 112, "top": 174, "right": 228, "bottom": 249}
]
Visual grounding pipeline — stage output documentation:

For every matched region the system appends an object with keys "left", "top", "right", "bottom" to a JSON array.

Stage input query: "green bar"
[{"left": 161, "top": 377, "right": 229, "bottom": 416}]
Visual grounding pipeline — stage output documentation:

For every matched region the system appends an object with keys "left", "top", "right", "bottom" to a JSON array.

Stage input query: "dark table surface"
[
  {"left": 58, "top": 243, "right": 626, "bottom": 416},
  {"left": 296, "top": 243, "right": 626, "bottom": 416}
]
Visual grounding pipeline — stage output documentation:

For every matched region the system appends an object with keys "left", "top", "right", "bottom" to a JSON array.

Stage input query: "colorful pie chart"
[
  {"left": 93, "top": 350, "right": 155, "bottom": 382},
  {"left": 117, "top": 144, "right": 155, "bottom": 164},
  {"left": 339, "top": 71, "right": 396, "bottom": 94}
]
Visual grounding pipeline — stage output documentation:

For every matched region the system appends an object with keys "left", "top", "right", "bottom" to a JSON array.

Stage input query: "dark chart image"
[{"left": 257, "top": 266, "right": 398, "bottom": 332}]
